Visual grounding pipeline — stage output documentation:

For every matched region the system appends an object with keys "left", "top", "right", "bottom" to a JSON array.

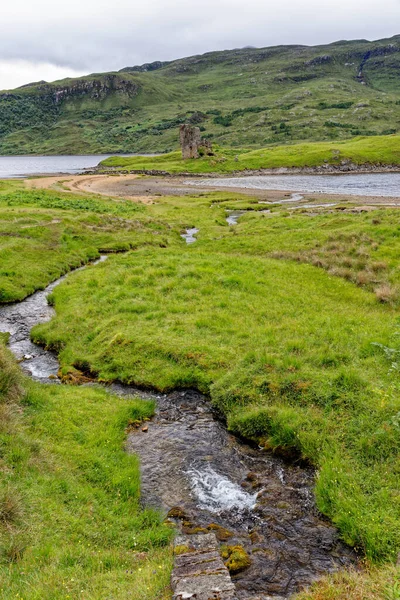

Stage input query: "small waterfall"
[{"left": 186, "top": 465, "right": 257, "bottom": 513}]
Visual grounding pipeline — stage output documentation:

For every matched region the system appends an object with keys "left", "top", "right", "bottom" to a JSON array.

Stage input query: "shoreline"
[
  {"left": 25, "top": 172, "right": 400, "bottom": 205},
  {"left": 96, "top": 162, "right": 400, "bottom": 178}
]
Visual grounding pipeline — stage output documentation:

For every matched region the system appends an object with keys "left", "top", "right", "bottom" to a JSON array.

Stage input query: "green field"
[
  {"left": 1, "top": 35, "right": 400, "bottom": 155},
  {"left": 0, "top": 181, "right": 173, "bottom": 303},
  {"left": 1, "top": 181, "right": 400, "bottom": 598},
  {"left": 102, "top": 134, "right": 400, "bottom": 173}
]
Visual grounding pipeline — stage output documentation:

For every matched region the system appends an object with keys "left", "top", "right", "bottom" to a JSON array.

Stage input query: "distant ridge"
[{"left": 0, "top": 34, "right": 399, "bottom": 155}]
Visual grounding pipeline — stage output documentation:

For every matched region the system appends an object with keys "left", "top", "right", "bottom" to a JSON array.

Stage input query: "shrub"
[{"left": 375, "top": 284, "right": 398, "bottom": 303}]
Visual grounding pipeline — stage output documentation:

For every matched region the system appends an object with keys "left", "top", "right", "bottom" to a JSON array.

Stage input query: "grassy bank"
[
  {"left": 0, "top": 339, "right": 172, "bottom": 599},
  {"left": 30, "top": 223, "right": 400, "bottom": 567},
  {"left": 296, "top": 565, "right": 400, "bottom": 600},
  {"left": 101, "top": 134, "right": 400, "bottom": 173},
  {"left": 0, "top": 183, "right": 179, "bottom": 598}
]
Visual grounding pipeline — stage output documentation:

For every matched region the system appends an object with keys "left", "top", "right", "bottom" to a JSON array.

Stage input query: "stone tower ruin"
[{"left": 179, "top": 124, "right": 213, "bottom": 159}]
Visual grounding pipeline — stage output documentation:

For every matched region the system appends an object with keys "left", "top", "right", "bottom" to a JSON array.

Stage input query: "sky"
[{"left": 1, "top": 0, "right": 400, "bottom": 89}]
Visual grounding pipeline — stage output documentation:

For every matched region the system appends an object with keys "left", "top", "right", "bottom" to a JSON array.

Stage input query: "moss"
[
  {"left": 182, "top": 526, "right": 208, "bottom": 535},
  {"left": 220, "top": 545, "right": 251, "bottom": 574},
  {"left": 167, "top": 507, "right": 187, "bottom": 520},
  {"left": 249, "top": 530, "right": 262, "bottom": 545},
  {"left": 59, "top": 369, "right": 96, "bottom": 385},
  {"left": 173, "top": 545, "right": 191, "bottom": 555},
  {"left": 206, "top": 523, "right": 234, "bottom": 541}
]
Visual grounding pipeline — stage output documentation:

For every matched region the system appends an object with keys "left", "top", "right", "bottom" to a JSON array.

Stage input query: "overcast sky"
[{"left": 1, "top": 0, "right": 399, "bottom": 89}]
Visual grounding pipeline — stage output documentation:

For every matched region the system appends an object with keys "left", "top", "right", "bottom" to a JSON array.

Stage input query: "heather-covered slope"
[{"left": 1, "top": 35, "right": 400, "bottom": 155}]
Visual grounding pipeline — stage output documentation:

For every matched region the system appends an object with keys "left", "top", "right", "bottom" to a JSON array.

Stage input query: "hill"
[{"left": 1, "top": 35, "right": 400, "bottom": 155}]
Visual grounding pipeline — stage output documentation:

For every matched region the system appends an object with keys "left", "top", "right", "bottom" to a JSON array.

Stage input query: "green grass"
[
  {"left": 102, "top": 134, "right": 400, "bottom": 173},
  {"left": 0, "top": 181, "right": 172, "bottom": 302},
  {"left": 0, "top": 340, "right": 173, "bottom": 599}
]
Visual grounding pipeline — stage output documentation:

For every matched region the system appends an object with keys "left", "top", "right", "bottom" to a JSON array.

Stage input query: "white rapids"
[{"left": 186, "top": 465, "right": 258, "bottom": 514}]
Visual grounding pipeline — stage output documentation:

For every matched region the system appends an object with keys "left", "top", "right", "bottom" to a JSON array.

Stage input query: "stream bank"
[{"left": 0, "top": 261, "right": 357, "bottom": 599}]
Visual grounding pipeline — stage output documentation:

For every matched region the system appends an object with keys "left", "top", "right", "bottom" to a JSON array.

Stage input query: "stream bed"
[{"left": 0, "top": 261, "right": 356, "bottom": 599}]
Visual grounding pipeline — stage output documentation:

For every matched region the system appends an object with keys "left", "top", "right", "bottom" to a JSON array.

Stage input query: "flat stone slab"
[{"left": 172, "top": 533, "right": 237, "bottom": 600}]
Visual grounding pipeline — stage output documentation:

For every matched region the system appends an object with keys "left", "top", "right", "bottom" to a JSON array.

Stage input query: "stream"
[{"left": 0, "top": 260, "right": 356, "bottom": 599}]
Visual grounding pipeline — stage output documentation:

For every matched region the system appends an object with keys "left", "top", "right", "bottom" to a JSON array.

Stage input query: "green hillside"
[{"left": 1, "top": 35, "right": 400, "bottom": 155}]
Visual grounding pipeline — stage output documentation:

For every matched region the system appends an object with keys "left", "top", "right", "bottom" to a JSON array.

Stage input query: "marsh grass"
[
  {"left": 296, "top": 565, "right": 400, "bottom": 600},
  {"left": 269, "top": 231, "right": 397, "bottom": 301},
  {"left": 0, "top": 182, "right": 173, "bottom": 302}
]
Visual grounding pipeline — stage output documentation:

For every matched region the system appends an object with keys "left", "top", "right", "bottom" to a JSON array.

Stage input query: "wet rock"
[
  {"left": 172, "top": 534, "right": 237, "bottom": 600},
  {"left": 141, "top": 425, "right": 149, "bottom": 432}
]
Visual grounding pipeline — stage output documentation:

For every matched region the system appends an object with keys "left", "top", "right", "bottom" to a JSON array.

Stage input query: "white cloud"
[
  {"left": 0, "top": 0, "right": 399, "bottom": 89},
  {"left": 0, "top": 60, "right": 85, "bottom": 91}
]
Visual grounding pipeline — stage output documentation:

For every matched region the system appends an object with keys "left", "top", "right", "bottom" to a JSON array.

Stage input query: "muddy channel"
[{"left": 0, "top": 260, "right": 356, "bottom": 599}]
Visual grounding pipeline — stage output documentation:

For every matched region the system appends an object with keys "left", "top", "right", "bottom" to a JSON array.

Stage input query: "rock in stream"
[{"left": 122, "top": 388, "right": 356, "bottom": 599}]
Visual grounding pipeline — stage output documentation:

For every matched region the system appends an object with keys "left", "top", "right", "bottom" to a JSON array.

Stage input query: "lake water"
[
  {"left": 0, "top": 155, "right": 122, "bottom": 179},
  {"left": 190, "top": 172, "right": 400, "bottom": 198},
  {"left": 2, "top": 155, "right": 400, "bottom": 198}
]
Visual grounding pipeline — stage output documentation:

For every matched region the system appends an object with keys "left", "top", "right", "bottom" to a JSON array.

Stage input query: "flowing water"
[
  {"left": 226, "top": 211, "right": 245, "bottom": 225},
  {"left": 124, "top": 388, "right": 356, "bottom": 599},
  {"left": 188, "top": 172, "right": 400, "bottom": 197},
  {"left": 0, "top": 261, "right": 357, "bottom": 599},
  {"left": 0, "top": 257, "right": 107, "bottom": 381},
  {"left": 181, "top": 227, "right": 199, "bottom": 244}
]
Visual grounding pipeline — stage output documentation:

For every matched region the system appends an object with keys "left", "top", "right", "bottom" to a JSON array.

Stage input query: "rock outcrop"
[{"left": 172, "top": 533, "right": 237, "bottom": 600}]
